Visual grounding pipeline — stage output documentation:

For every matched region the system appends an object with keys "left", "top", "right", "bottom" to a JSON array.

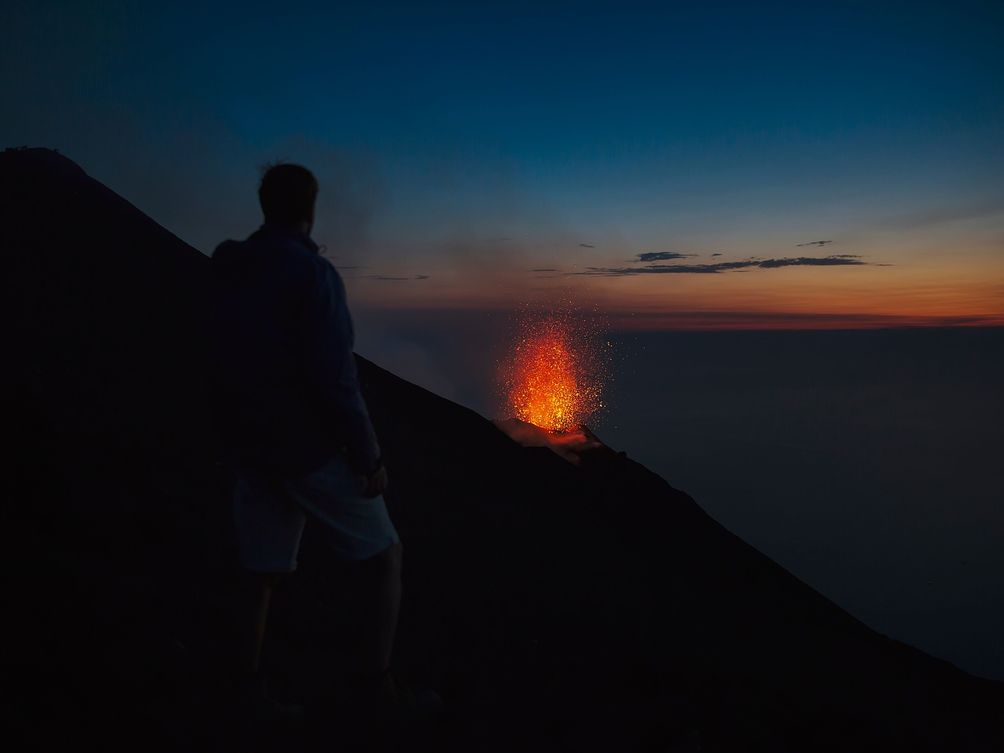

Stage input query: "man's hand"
[{"left": 361, "top": 463, "right": 389, "bottom": 499}]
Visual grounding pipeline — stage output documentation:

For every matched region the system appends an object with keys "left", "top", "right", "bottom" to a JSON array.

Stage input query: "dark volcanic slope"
[{"left": 4, "top": 148, "right": 1002, "bottom": 752}]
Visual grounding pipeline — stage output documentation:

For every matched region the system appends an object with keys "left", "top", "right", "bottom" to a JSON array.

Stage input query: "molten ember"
[{"left": 500, "top": 308, "right": 607, "bottom": 432}]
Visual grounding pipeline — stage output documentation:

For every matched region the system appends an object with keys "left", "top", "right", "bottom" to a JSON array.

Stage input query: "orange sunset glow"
[{"left": 350, "top": 244, "right": 1004, "bottom": 331}]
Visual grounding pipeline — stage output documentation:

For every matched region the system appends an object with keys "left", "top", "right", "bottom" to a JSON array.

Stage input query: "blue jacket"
[{"left": 209, "top": 225, "right": 381, "bottom": 478}]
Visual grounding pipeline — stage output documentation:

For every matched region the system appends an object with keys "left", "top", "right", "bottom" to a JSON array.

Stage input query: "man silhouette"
[{"left": 209, "top": 164, "right": 402, "bottom": 720}]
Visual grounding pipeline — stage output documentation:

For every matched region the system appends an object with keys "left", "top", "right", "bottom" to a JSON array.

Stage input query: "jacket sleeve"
[{"left": 301, "top": 258, "right": 382, "bottom": 474}]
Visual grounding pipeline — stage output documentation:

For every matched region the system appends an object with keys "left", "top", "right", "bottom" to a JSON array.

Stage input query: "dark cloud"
[
  {"left": 796, "top": 240, "right": 833, "bottom": 247},
  {"left": 711, "top": 253, "right": 723, "bottom": 257},
  {"left": 574, "top": 255, "right": 868, "bottom": 277},
  {"left": 756, "top": 256, "right": 863, "bottom": 269},
  {"left": 635, "top": 251, "right": 698, "bottom": 262},
  {"left": 363, "top": 274, "right": 431, "bottom": 281},
  {"left": 530, "top": 268, "right": 558, "bottom": 272},
  {"left": 578, "top": 243, "right": 595, "bottom": 248},
  {"left": 577, "top": 262, "right": 743, "bottom": 276}
]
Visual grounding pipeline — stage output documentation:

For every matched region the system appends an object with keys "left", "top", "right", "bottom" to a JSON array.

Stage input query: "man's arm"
[{"left": 301, "top": 258, "right": 383, "bottom": 479}]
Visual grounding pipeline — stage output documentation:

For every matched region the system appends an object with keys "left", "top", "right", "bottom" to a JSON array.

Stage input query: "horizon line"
[{"left": 354, "top": 305, "right": 1004, "bottom": 332}]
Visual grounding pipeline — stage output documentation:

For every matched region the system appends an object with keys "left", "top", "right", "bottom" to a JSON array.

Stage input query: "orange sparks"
[{"left": 500, "top": 308, "right": 607, "bottom": 432}]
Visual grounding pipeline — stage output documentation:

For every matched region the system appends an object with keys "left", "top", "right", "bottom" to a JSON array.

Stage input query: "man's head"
[{"left": 258, "top": 163, "right": 318, "bottom": 234}]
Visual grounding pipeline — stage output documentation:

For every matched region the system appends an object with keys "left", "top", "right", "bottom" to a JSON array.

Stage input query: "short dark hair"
[{"left": 258, "top": 163, "right": 318, "bottom": 225}]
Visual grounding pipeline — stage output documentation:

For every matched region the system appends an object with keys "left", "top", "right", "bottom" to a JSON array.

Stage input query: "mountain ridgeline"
[{"left": 3, "top": 148, "right": 1002, "bottom": 752}]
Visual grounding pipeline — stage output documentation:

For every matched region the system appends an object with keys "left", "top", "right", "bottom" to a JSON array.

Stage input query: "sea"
[{"left": 357, "top": 318, "right": 1004, "bottom": 681}]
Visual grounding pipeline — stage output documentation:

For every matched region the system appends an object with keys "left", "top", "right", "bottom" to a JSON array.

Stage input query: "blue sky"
[{"left": 3, "top": 0, "right": 1002, "bottom": 324}]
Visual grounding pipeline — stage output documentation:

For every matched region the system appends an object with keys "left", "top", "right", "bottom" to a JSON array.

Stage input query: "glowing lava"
[{"left": 500, "top": 310, "right": 606, "bottom": 432}]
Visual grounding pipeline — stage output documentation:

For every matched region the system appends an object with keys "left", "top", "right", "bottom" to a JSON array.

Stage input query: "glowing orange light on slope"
[{"left": 500, "top": 309, "right": 607, "bottom": 431}]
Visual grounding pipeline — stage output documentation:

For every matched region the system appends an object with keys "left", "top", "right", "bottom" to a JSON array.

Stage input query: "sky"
[{"left": 3, "top": 0, "right": 1003, "bottom": 329}]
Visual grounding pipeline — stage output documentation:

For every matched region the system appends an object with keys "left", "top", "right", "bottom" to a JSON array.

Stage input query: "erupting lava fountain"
[{"left": 499, "top": 307, "right": 609, "bottom": 433}]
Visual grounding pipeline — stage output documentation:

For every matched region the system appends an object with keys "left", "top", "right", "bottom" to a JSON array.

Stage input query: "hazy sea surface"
[{"left": 358, "top": 321, "right": 1004, "bottom": 680}]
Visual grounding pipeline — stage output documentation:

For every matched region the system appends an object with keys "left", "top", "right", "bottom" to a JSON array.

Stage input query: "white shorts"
[{"left": 233, "top": 453, "right": 400, "bottom": 572}]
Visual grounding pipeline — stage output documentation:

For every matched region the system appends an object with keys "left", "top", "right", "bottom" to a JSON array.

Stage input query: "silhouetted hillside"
[{"left": 4, "top": 148, "right": 1002, "bottom": 752}]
